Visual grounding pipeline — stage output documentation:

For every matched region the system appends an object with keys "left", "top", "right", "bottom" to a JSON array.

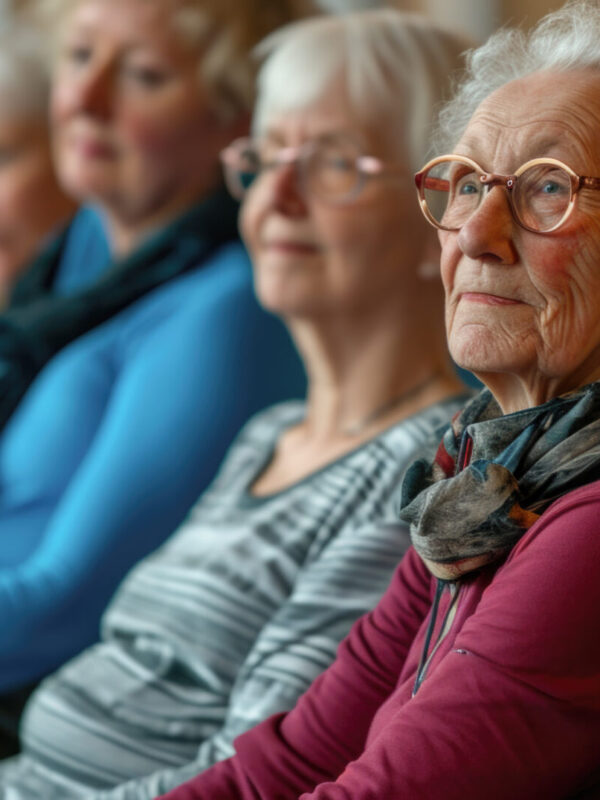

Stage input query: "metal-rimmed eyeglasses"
[
  {"left": 414, "top": 154, "right": 600, "bottom": 234},
  {"left": 220, "top": 135, "right": 405, "bottom": 204}
]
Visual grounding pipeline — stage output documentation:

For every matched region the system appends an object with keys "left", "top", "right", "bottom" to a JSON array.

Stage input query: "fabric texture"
[
  {"left": 0, "top": 187, "right": 239, "bottom": 432},
  {"left": 0, "top": 396, "right": 465, "bottom": 799},
  {"left": 0, "top": 239, "right": 306, "bottom": 693},
  {"left": 400, "top": 382, "right": 600, "bottom": 577},
  {"left": 160, "top": 478, "right": 600, "bottom": 800}
]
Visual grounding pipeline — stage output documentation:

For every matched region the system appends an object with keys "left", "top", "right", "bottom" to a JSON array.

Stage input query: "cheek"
[
  {"left": 117, "top": 111, "right": 174, "bottom": 157},
  {"left": 50, "top": 74, "right": 76, "bottom": 131},
  {"left": 0, "top": 167, "right": 32, "bottom": 223},
  {"left": 528, "top": 236, "right": 598, "bottom": 312},
  {"left": 115, "top": 97, "right": 210, "bottom": 165},
  {"left": 438, "top": 231, "right": 459, "bottom": 296}
]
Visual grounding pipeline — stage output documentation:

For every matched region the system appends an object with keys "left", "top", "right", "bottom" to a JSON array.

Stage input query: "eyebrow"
[
  {"left": 263, "top": 127, "right": 366, "bottom": 143},
  {"left": 457, "top": 134, "right": 564, "bottom": 163}
]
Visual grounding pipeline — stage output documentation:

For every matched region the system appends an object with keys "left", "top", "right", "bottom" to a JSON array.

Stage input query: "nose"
[
  {"left": 456, "top": 186, "right": 517, "bottom": 265},
  {"left": 72, "top": 60, "right": 114, "bottom": 119},
  {"left": 271, "top": 162, "right": 308, "bottom": 218}
]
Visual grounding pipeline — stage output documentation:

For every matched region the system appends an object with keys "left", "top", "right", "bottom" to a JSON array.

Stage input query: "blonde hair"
[
  {"left": 30, "top": 0, "right": 318, "bottom": 120},
  {"left": 254, "top": 9, "right": 471, "bottom": 171}
]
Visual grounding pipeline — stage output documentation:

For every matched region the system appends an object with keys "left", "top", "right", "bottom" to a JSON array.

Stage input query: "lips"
[
  {"left": 263, "top": 239, "right": 320, "bottom": 254},
  {"left": 66, "top": 130, "right": 116, "bottom": 159}
]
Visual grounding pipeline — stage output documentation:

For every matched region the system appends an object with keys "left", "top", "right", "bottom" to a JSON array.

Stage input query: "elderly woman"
[
  {"left": 0, "top": 0, "right": 310, "bottom": 718},
  {"left": 0, "top": 9, "right": 469, "bottom": 798},
  {"left": 0, "top": 15, "right": 74, "bottom": 304},
  {"left": 156, "top": 2, "right": 600, "bottom": 799}
]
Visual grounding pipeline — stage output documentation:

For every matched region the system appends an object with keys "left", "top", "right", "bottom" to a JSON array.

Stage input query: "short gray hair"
[
  {"left": 253, "top": 9, "right": 471, "bottom": 171},
  {"left": 437, "top": 0, "right": 600, "bottom": 153},
  {"left": 0, "top": 12, "right": 48, "bottom": 117}
]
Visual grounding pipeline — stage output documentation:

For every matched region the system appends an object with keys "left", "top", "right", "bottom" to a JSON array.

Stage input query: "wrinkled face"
[
  {"left": 440, "top": 69, "right": 600, "bottom": 404},
  {"left": 240, "top": 76, "right": 434, "bottom": 320},
  {"left": 0, "top": 112, "right": 72, "bottom": 298},
  {"left": 51, "top": 0, "right": 230, "bottom": 226}
]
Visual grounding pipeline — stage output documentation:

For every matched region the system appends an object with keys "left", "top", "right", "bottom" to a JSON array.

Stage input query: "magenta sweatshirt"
[{"left": 160, "top": 480, "right": 600, "bottom": 800}]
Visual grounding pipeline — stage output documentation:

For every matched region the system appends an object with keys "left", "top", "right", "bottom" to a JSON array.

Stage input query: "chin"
[
  {"left": 449, "top": 329, "right": 521, "bottom": 376},
  {"left": 254, "top": 291, "right": 319, "bottom": 319},
  {"left": 57, "top": 162, "right": 115, "bottom": 206},
  {"left": 253, "top": 272, "right": 321, "bottom": 318}
]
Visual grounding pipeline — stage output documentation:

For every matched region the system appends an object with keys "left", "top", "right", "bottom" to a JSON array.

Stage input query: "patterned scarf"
[{"left": 399, "top": 382, "right": 600, "bottom": 579}]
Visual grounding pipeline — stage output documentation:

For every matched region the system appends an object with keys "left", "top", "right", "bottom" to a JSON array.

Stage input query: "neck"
[
  {"left": 100, "top": 186, "right": 217, "bottom": 259},
  {"left": 288, "top": 304, "right": 465, "bottom": 442},
  {"left": 475, "top": 363, "right": 600, "bottom": 415}
]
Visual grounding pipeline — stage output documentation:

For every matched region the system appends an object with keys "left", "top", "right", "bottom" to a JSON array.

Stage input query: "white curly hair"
[{"left": 436, "top": 0, "right": 600, "bottom": 153}]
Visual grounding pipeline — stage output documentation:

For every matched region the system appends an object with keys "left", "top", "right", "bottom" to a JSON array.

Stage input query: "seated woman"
[
  {"left": 157, "top": 2, "right": 600, "bottom": 799},
  {"left": 0, "top": 14, "right": 74, "bottom": 305},
  {"left": 0, "top": 0, "right": 311, "bottom": 715},
  {"left": 0, "top": 9, "right": 469, "bottom": 798}
]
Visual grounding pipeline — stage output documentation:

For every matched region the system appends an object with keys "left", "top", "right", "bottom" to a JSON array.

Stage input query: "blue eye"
[
  {"left": 541, "top": 181, "right": 560, "bottom": 194},
  {"left": 458, "top": 182, "right": 478, "bottom": 195}
]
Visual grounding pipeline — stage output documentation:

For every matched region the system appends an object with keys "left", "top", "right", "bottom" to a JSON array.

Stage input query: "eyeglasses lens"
[
  {"left": 224, "top": 142, "right": 263, "bottom": 199},
  {"left": 422, "top": 160, "right": 482, "bottom": 229},
  {"left": 306, "top": 139, "right": 361, "bottom": 202},
  {"left": 512, "top": 164, "right": 572, "bottom": 232}
]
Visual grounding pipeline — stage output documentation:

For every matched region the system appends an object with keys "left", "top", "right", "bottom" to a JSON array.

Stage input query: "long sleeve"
[
  {"left": 0, "top": 257, "right": 305, "bottom": 691},
  {"left": 161, "top": 482, "right": 600, "bottom": 800},
  {"left": 158, "top": 546, "right": 433, "bottom": 799},
  {"left": 94, "top": 521, "right": 415, "bottom": 800}
]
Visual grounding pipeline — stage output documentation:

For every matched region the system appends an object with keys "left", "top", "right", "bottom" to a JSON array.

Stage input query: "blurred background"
[{"left": 318, "top": 0, "right": 565, "bottom": 40}]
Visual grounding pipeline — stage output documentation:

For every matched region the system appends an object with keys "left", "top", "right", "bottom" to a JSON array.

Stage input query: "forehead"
[
  {"left": 64, "top": 0, "right": 189, "bottom": 53},
  {"left": 455, "top": 69, "right": 600, "bottom": 173}
]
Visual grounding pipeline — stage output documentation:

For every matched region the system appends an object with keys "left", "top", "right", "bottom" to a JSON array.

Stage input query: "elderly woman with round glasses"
[{"left": 158, "top": 2, "right": 600, "bottom": 799}]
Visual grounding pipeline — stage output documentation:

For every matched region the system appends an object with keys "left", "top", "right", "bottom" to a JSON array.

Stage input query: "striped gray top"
[{"left": 0, "top": 397, "right": 466, "bottom": 799}]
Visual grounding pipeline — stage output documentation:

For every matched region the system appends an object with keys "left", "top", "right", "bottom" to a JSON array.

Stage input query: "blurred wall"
[
  {"left": 422, "top": 0, "right": 566, "bottom": 39},
  {"left": 317, "top": 0, "right": 569, "bottom": 41}
]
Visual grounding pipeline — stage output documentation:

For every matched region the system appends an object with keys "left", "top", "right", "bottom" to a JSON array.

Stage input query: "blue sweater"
[{"left": 0, "top": 219, "right": 305, "bottom": 691}]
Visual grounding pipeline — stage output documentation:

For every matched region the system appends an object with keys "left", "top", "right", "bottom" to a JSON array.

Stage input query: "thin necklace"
[{"left": 341, "top": 373, "right": 442, "bottom": 437}]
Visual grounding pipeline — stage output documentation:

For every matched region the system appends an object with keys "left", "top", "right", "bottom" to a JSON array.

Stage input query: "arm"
[
  {"left": 95, "top": 523, "right": 419, "bottom": 799},
  {"left": 158, "top": 547, "right": 433, "bottom": 799},
  {"left": 0, "top": 272, "right": 304, "bottom": 691},
  {"left": 161, "top": 484, "right": 600, "bottom": 800}
]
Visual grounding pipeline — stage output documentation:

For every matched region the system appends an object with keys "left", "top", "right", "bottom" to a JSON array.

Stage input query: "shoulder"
[
  {"left": 130, "top": 241, "right": 255, "bottom": 316},
  {"left": 93, "top": 243, "right": 256, "bottom": 356},
  {"left": 457, "top": 479, "right": 600, "bottom": 679},
  {"left": 509, "top": 478, "right": 600, "bottom": 563}
]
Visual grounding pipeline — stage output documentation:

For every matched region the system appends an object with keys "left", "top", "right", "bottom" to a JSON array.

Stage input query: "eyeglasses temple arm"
[{"left": 579, "top": 176, "right": 600, "bottom": 191}]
